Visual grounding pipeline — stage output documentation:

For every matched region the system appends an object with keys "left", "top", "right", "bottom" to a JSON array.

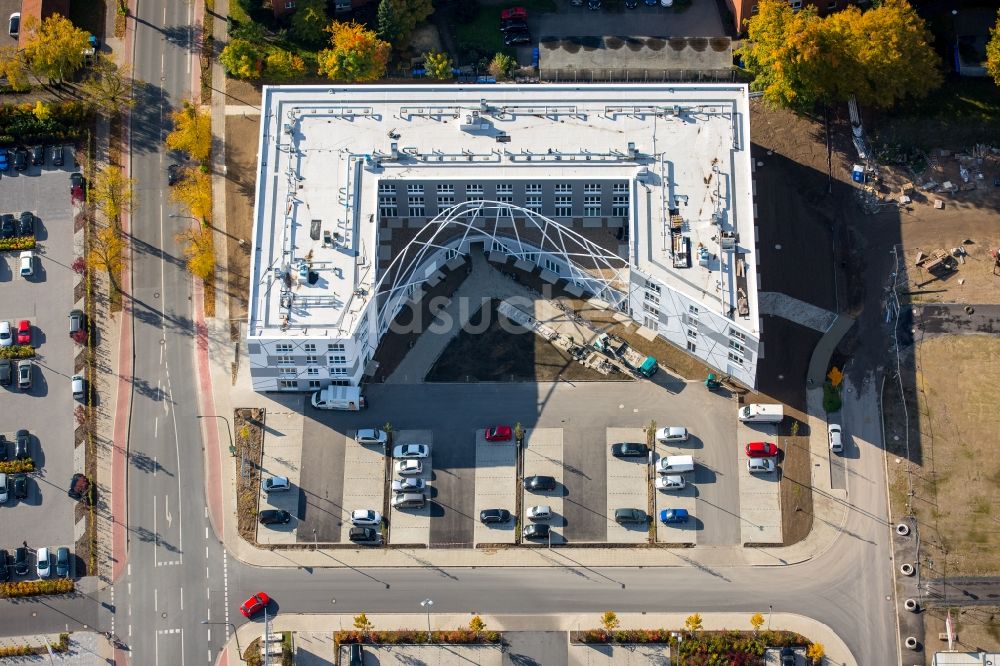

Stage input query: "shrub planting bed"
[
  {"left": 336, "top": 629, "right": 502, "bottom": 645},
  {"left": 0, "top": 579, "right": 75, "bottom": 598}
]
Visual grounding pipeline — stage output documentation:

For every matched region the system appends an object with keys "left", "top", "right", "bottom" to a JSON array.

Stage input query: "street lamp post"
[
  {"left": 202, "top": 620, "right": 243, "bottom": 662},
  {"left": 671, "top": 632, "right": 683, "bottom": 666},
  {"left": 197, "top": 414, "right": 235, "bottom": 456},
  {"left": 768, "top": 604, "right": 772, "bottom": 630},
  {"left": 420, "top": 598, "right": 434, "bottom": 643}
]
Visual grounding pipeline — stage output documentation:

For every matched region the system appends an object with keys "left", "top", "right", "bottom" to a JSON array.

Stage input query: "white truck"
[
  {"left": 310, "top": 385, "right": 366, "bottom": 411},
  {"left": 738, "top": 403, "right": 784, "bottom": 423}
]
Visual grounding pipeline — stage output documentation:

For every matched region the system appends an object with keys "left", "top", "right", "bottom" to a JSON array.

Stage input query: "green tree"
[
  {"left": 166, "top": 100, "right": 212, "bottom": 164},
  {"left": 988, "top": 9, "right": 1000, "bottom": 85},
  {"left": 265, "top": 48, "right": 306, "bottom": 80},
  {"left": 21, "top": 14, "right": 90, "bottom": 83},
  {"left": 376, "top": 0, "right": 402, "bottom": 44},
  {"left": 387, "top": 0, "right": 434, "bottom": 47},
  {"left": 220, "top": 38, "right": 264, "bottom": 80},
  {"left": 290, "top": 0, "right": 329, "bottom": 45},
  {"left": 317, "top": 21, "right": 390, "bottom": 82},
  {"left": 424, "top": 51, "right": 453, "bottom": 80},
  {"left": 488, "top": 52, "right": 515, "bottom": 80},
  {"left": 80, "top": 57, "right": 136, "bottom": 115}
]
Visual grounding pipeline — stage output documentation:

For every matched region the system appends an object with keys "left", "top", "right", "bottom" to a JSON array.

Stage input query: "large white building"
[{"left": 247, "top": 84, "right": 761, "bottom": 392}]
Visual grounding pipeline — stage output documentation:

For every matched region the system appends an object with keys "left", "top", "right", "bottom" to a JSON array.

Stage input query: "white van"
[{"left": 656, "top": 455, "right": 695, "bottom": 475}]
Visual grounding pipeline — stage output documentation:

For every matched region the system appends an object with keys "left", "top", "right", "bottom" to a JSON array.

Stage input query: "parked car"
[
  {"left": 14, "top": 430, "right": 29, "bottom": 459},
  {"left": 17, "top": 211, "right": 33, "bottom": 237},
  {"left": 8, "top": 12, "right": 19, "bottom": 37},
  {"left": 30, "top": 145, "right": 44, "bottom": 166},
  {"left": 0, "top": 214, "right": 14, "bottom": 238},
  {"left": 167, "top": 163, "right": 183, "bottom": 186},
  {"left": 660, "top": 0, "right": 674, "bottom": 6},
  {"left": 643, "top": 0, "right": 657, "bottom": 6},
  {"left": 747, "top": 458, "right": 775, "bottom": 474},
  {"left": 19, "top": 250, "right": 34, "bottom": 277},
  {"left": 625, "top": 0, "right": 638, "bottom": 8},
  {"left": 258, "top": 509, "right": 291, "bottom": 525},
  {"left": 503, "top": 29, "right": 531, "bottom": 46},
  {"left": 484, "top": 425, "right": 512, "bottom": 442},
  {"left": 69, "top": 309, "right": 87, "bottom": 343},
  {"left": 16, "top": 360, "right": 31, "bottom": 391},
  {"left": 0, "top": 321, "right": 11, "bottom": 347},
  {"left": 349, "top": 643, "right": 365, "bottom": 666},
  {"left": 349, "top": 527, "right": 379, "bottom": 544},
  {"left": 745, "top": 441, "right": 778, "bottom": 458},
  {"left": 391, "top": 477, "right": 425, "bottom": 492},
  {"left": 262, "top": 476, "right": 290, "bottom": 493},
  {"left": 500, "top": 6, "right": 527, "bottom": 20},
  {"left": 0, "top": 147, "right": 8, "bottom": 170},
  {"left": 587, "top": 0, "right": 601, "bottom": 9},
  {"left": 523, "top": 475, "right": 556, "bottom": 492},
  {"left": 355, "top": 428, "right": 387, "bottom": 445},
  {"left": 828, "top": 423, "right": 843, "bottom": 453},
  {"left": 12, "top": 146, "right": 28, "bottom": 171},
  {"left": 396, "top": 459, "right": 423, "bottom": 476},
  {"left": 72, "top": 374, "right": 86, "bottom": 401},
  {"left": 55, "top": 547, "right": 70, "bottom": 577},
  {"left": 614, "top": 508, "right": 647, "bottom": 524},
  {"left": 350, "top": 509, "right": 382, "bottom": 526},
  {"left": 0, "top": 472, "right": 7, "bottom": 504},
  {"left": 70, "top": 172, "right": 84, "bottom": 203},
  {"left": 655, "top": 475, "right": 686, "bottom": 491},
  {"left": 0, "top": 360, "right": 11, "bottom": 387},
  {"left": 659, "top": 508, "right": 689, "bottom": 524},
  {"left": 526, "top": 505, "right": 550, "bottom": 520},
  {"left": 500, "top": 18, "right": 527, "bottom": 32},
  {"left": 392, "top": 443, "right": 429, "bottom": 459},
  {"left": 36, "top": 547, "right": 51, "bottom": 578},
  {"left": 12, "top": 473, "right": 28, "bottom": 500},
  {"left": 479, "top": 508, "right": 511, "bottom": 524},
  {"left": 68, "top": 473, "right": 91, "bottom": 502},
  {"left": 611, "top": 442, "right": 648, "bottom": 458},
  {"left": 0, "top": 550, "right": 8, "bottom": 581},
  {"left": 15, "top": 320, "right": 31, "bottom": 346},
  {"left": 522, "top": 523, "right": 550, "bottom": 540},
  {"left": 13, "top": 546, "right": 28, "bottom": 575},
  {"left": 655, "top": 426, "right": 689, "bottom": 443},
  {"left": 239, "top": 592, "right": 270, "bottom": 618},
  {"left": 50, "top": 145, "right": 64, "bottom": 167}
]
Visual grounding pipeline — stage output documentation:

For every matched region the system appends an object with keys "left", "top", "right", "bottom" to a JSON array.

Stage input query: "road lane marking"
[
  {"left": 165, "top": 494, "right": 173, "bottom": 527},
  {"left": 154, "top": 495, "right": 158, "bottom": 564},
  {"left": 180, "top": 586, "right": 184, "bottom": 611},
  {"left": 208, "top": 649, "right": 212, "bottom": 663},
  {"left": 154, "top": 588, "right": 158, "bottom": 612},
  {"left": 154, "top": 418, "right": 158, "bottom": 439},
  {"left": 166, "top": 371, "right": 184, "bottom": 564}
]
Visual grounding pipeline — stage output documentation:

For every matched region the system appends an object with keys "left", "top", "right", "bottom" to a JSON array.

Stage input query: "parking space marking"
[
  {"left": 521, "top": 428, "right": 565, "bottom": 545},
  {"left": 605, "top": 428, "right": 650, "bottom": 544},
  {"left": 387, "top": 430, "right": 433, "bottom": 545},
  {"left": 337, "top": 429, "right": 389, "bottom": 543},
  {"left": 654, "top": 441, "right": 697, "bottom": 545},
  {"left": 255, "top": 413, "right": 304, "bottom": 545},
  {"left": 472, "top": 429, "right": 517, "bottom": 546},
  {"left": 737, "top": 422, "right": 783, "bottom": 545}
]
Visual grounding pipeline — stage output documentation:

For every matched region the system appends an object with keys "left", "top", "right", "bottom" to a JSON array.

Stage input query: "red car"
[
  {"left": 500, "top": 6, "right": 527, "bottom": 20},
  {"left": 745, "top": 441, "right": 778, "bottom": 458},
  {"left": 16, "top": 320, "right": 30, "bottom": 346},
  {"left": 485, "top": 425, "right": 512, "bottom": 442},
  {"left": 240, "top": 592, "right": 270, "bottom": 619}
]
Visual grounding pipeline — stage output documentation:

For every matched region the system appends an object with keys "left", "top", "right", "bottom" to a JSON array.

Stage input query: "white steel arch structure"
[{"left": 371, "top": 200, "right": 632, "bottom": 334}]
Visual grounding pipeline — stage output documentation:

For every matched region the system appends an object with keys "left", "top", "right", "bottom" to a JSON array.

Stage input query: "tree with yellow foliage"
[
  {"left": 0, "top": 46, "right": 30, "bottom": 92},
  {"left": 806, "top": 642, "right": 825, "bottom": 664},
  {"left": 88, "top": 224, "right": 125, "bottom": 293},
  {"left": 684, "top": 613, "right": 703, "bottom": 633},
  {"left": 166, "top": 100, "right": 212, "bottom": 164},
  {"left": 987, "top": 9, "right": 1000, "bottom": 86},
  {"left": 32, "top": 101, "right": 51, "bottom": 122},
  {"left": 171, "top": 169, "right": 213, "bottom": 224},
  {"left": 317, "top": 21, "right": 390, "bottom": 83},
  {"left": 750, "top": 612, "right": 765, "bottom": 632},
  {"left": 176, "top": 226, "right": 215, "bottom": 282},
  {"left": 89, "top": 165, "right": 135, "bottom": 226},
  {"left": 20, "top": 14, "right": 90, "bottom": 83}
]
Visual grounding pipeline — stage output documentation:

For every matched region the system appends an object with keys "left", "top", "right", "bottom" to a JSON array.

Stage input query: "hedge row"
[
  {"left": 0, "top": 579, "right": 75, "bottom": 598},
  {"left": 0, "top": 633, "right": 69, "bottom": 656},
  {"left": 0, "top": 346, "right": 35, "bottom": 359},
  {"left": 0, "top": 459, "right": 34, "bottom": 473},
  {"left": 336, "top": 629, "right": 501, "bottom": 645},
  {"left": 0, "top": 236, "right": 36, "bottom": 251}
]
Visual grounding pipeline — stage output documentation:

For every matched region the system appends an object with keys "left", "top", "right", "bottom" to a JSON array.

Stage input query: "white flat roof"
[{"left": 248, "top": 84, "right": 758, "bottom": 339}]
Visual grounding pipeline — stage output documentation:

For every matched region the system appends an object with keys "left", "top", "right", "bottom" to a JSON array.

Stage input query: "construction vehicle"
[{"left": 593, "top": 333, "right": 658, "bottom": 378}]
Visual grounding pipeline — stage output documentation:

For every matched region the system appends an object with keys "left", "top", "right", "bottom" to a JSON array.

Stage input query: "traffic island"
[{"left": 234, "top": 407, "right": 266, "bottom": 545}]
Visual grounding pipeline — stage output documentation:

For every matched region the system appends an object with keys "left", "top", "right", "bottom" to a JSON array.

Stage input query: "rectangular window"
[
  {"left": 688, "top": 305, "right": 700, "bottom": 316},
  {"left": 729, "top": 340, "right": 745, "bottom": 354},
  {"left": 495, "top": 183, "right": 513, "bottom": 194},
  {"left": 646, "top": 280, "right": 661, "bottom": 294},
  {"left": 496, "top": 195, "right": 513, "bottom": 217},
  {"left": 378, "top": 182, "right": 395, "bottom": 194},
  {"left": 331, "top": 379, "right": 350, "bottom": 386},
  {"left": 525, "top": 183, "right": 542, "bottom": 194},
  {"left": 466, "top": 183, "right": 484, "bottom": 194},
  {"left": 275, "top": 343, "right": 293, "bottom": 353},
  {"left": 437, "top": 196, "right": 455, "bottom": 207},
  {"left": 544, "top": 258, "right": 561, "bottom": 274},
  {"left": 330, "top": 367, "right": 348, "bottom": 376},
  {"left": 554, "top": 196, "right": 572, "bottom": 217},
  {"left": 408, "top": 197, "right": 425, "bottom": 217},
  {"left": 305, "top": 355, "right": 318, "bottom": 365},
  {"left": 279, "top": 367, "right": 297, "bottom": 377},
  {"left": 304, "top": 343, "right": 317, "bottom": 353},
  {"left": 612, "top": 182, "right": 629, "bottom": 194},
  {"left": 328, "top": 343, "right": 345, "bottom": 352},
  {"left": 407, "top": 183, "right": 424, "bottom": 194},
  {"left": 584, "top": 195, "right": 601, "bottom": 217},
  {"left": 728, "top": 351, "right": 744, "bottom": 365},
  {"left": 276, "top": 355, "right": 294, "bottom": 365},
  {"left": 437, "top": 184, "right": 454, "bottom": 194},
  {"left": 555, "top": 183, "right": 572, "bottom": 194},
  {"left": 284, "top": 1, "right": 295, "bottom": 8},
  {"left": 308, "top": 380, "right": 322, "bottom": 389},
  {"left": 524, "top": 252, "right": 539, "bottom": 263},
  {"left": 687, "top": 340, "right": 696, "bottom": 352},
  {"left": 642, "top": 301, "right": 658, "bottom": 316},
  {"left": 379, "top": 197, "right": 397, "bottom": 218},
  {"left": 525, "top": 195, "right": 542, "bottom": 213},
  {"left": 729, "top": 328, "right": 746, "bottom": 343},
  {"left": 644, "top": 316, "right": 658, "bottom": 329},
  {"left": 584, "top": 183, "right": 601, "bottom": 194},
  {"left": 279, "top": 380, "right": 297, "bottom": 389},
  {"left": 612, "top": 195, "right": 629, "bottom": 217},
  {"left": 491, "top": 239, "right": 509, "bottom": 253},
  {"left": 328, "top": 355, "right": 347, "bottom": 365},
  {"left": 306, "top": 367, "right": 320, "bottom": 376},
  {"left": 643, "top": 291, "right": 659, "bottom": 305},
  {"left": 789, "top": 0, "right": 802, "bottom": 9},
  {"left": 686, "top": 328, "right": 697, "bottom": 339},
  {"left": 467, "top": 195, "right": 484, "bottom": 203}
]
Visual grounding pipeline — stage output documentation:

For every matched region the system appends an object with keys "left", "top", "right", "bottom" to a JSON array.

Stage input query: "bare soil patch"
[
  {"left": 923, "top": 606, "right": 1000, "bottom": 663},
  {"left": 234, "top": 407, "right": 265, "bottom": 545},
  {"left": 224, "top": 114, "right": 260, "bottom": 339}
]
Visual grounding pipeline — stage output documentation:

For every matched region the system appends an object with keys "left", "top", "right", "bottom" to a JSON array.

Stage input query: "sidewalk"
[{"left": 0, "top": 632, "right": 113, "bottom": 665}]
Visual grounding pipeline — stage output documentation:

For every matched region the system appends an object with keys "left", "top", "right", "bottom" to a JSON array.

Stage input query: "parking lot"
[
  {"left": 387, "top": 430, "right": 432, "bottom": 545},
  {"left": 737, "top": 420, "right": 783, "bottom": 546},
  {"left": 605, "top": 428, "right": 649, "bottom": 544},
  {"left": 0, "top": 150, "right": 83, "bottom": 578},
  {"left": 472, "top": 429, "right": 516, "bottom": 546}
]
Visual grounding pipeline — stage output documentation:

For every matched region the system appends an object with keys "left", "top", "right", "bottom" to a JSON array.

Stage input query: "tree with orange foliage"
[{"left": 316, "top": 21, "right": 390, "bottom": 83}]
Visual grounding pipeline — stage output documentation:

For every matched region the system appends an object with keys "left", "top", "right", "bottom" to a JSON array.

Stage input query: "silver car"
[
  {"left": 391, "top": 477, "right": 426, "bottom": 492},
  {"left": 356, "top": 429, "right": 388, "bottom": 446},
  {"left": 396, "top": 459, "right": 423, "bottom": 476},
  {"left": 262, "top": 476, "right": 290, "bottom": 493},
  {"left": 392, "top": 443, "right": 429, "bottom": 459},
  {"left": 527, "top": 505, "right": 551, "bottom": 520}
]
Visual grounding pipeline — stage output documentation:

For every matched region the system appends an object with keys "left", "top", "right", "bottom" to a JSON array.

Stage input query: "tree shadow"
[{"left": 129, "top": 79, "right": 173, "bottom": 156}]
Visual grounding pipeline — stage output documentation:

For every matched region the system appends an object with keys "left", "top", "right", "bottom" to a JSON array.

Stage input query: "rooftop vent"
[
  {"left": 627, "top": 142, "right": 639, "bottom": 160},
  {"left": 720, "top": 231, "right": 736, "bottom": 250},
  {"left": 390, "top": 142, "right": 400, "bottom": 160}
]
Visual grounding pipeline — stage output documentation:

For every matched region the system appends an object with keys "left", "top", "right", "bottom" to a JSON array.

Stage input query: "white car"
[
  {"left": 0, "top": 472, "right": 7, "bottom": 504},
  {"left": 356, "top": 428, "right": 388, "bottom": 446},
  {"left": 397, "top": 459, "right": 423, "bottom": 476},
  {"left": 747, "top": 458, "right": 775, "bottom": 474},
  {"left": 262, "top": 476, "right": 290, "bottom": 493},
  {"left": 655, "top": 475, "right": 686, "bottom": 491},
  {"left": 350, "top": 509, "right": 382, "bottom": 526},
  {"left": 527, "top": 505, "right": 551, "bottom": 520},
  {"left": 828, "top": 423, "right": 843, "bottom": 453},
  {"left": 36, "top": 547, "right": 51, "bottom": 578},
  {"left": 0, "top": 321, "right": 11, "bottom": 347},
  {"left": 655, "top": 426, "right": 689, "bottom": 443},
  {"left": 393, "top": 443, "right": 429, "bottom": 459},
  {"left": 19, "top": 250, "right": 34, "bottom": 278},
  {"left": 391, "top": 478, "right": 426, "bottom": 492}
]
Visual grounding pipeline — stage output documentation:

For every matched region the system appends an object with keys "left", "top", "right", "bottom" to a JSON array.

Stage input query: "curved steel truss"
[{"left": 371, "top": 200, "right": 631, "bottom": 333}]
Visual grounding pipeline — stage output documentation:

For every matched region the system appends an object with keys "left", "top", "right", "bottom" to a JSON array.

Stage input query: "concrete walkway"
[{"left": 758, "top": 291, "right": 839, "bottom": 332}]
